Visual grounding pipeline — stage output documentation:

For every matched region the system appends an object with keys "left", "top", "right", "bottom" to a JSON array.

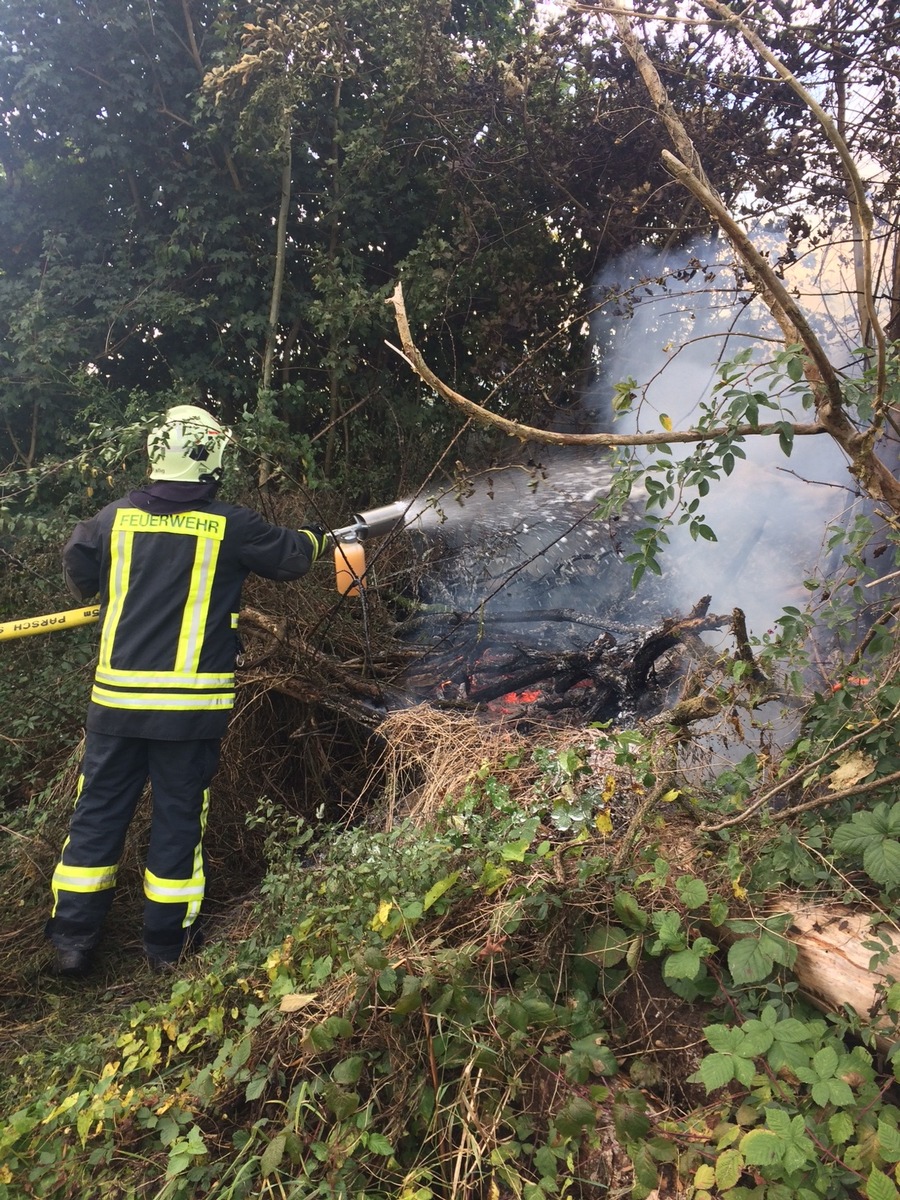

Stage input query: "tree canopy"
[{"left": 5, "top": 0, "right": 890, "bottom": 501}]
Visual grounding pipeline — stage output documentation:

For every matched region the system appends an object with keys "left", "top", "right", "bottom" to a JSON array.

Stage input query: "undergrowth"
[
  {"left": 3, "top": 485, "right": 900, "bottom": 1199},
  {"left": 4, "top": 699, "right": 900, "bottom": 1200}
]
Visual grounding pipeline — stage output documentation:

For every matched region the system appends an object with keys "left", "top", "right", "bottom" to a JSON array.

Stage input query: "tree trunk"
[{"left": 770, "top": 900, "right": 900, "bottom": 1047}]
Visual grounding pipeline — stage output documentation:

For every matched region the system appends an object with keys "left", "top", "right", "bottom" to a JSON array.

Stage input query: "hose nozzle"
[{"left": 330, "top": 498, "right": 415, "bottom": 543}]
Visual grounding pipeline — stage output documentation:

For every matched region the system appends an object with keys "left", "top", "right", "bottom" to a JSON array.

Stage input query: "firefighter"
[{"left": 46, "top": 405, "right": 328, "bottom": 976}]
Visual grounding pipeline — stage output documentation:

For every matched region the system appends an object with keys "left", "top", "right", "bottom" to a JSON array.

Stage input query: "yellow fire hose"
[
  {"left": 0, "top": 500, "right": 418, "bottom": 642},
  {"left": 0, "top": 606, "right": 100, "bottom": 642}
]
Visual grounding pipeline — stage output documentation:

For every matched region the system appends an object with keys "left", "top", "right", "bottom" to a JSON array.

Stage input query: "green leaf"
[
  {"left": 422, "top": 871, "right": 460, "bottom": 910},
  {"left": 829, "top": 1111, "right": 855, "bottom": 1145},
  {"left": 864, "top": 839, "right": 900, "bottom": 887},
  {"left": 739, "top": 1023, "right": 774, "bottom": 1057},
  {"left": 716, "top": 1147, "right": 743, "bottom": 1190},
  {"left": 812, "top": 1078, "right": 853, "bottom": 1107},
  {"left": 245, "top": 1073, "right": 268, "bottom": 1102},
  {"left": 228, "top": 1034, "right": 252, "bottom": 1073},
  {"left": 813, "top": 1046, "right": 839, "bottom": 1077},
  {"left": 866, "top": 1166, "right": 900, "bottom": 1200},
  {"left": 663, "top": 948, "right": 702, "bottom": 981},
  {"left": 394, "top": 975, "right": 423, "bottom": 1015},
  {"left": 771, "top": 1017, "right": 815, "bottom": 1044},
  {"left": 332, "top": 1056, "right": 364, "bottom": 1085},
  {"left": 260, "top": 1133, "right": 287, "bottom": 1178},
  {"left": 833, "top": 815, "right": 880, "bottom": 855},
  {"left": 554, "top": 1095, "right": 597, "bottom": 1138},
  {"left": 585, "top": 925, "right": 632, "bottom": 967},
  {"left": 676, "top": 876, "right": 709, "bottom": 909},
  {"left": 728, "top": 937, "right": 775, "bottom": 984},
  {"left": 787, "top": 355, "right": 804, "bottom": 382},
  {"left": 690, "top": 1053, "right": 736, "bottom": 1093},
  {"left": 759, "top": 930, "right": 798, "bottom": 969},
  {"left": 777, "top": 421, "right": 795, "bottom": 457},
  {"left": 704, "top": 1025, "right": 745, "bottom": 1054},
  {"left": 501, "top": 839, "right": 532, "bottom": 862},
  {"left": 365, "top": 1132, "right": 394, "bottom": 1156},
  {"left": 322, "top": 1083, "right": 359, "bottom": 1120},
  {"left": 879, "top": 1121, "right": 900, "bottom": 1163},
  {"left": 740, "top": 1128, "right": 783, "bottom": 1165},
  {"left": 709, "top": 895, "right": 729, "bottom": 926},
  {"left": 569, "top": 1033, "right": 618, "bottom": 1075},
  {"left": 479, "top": 862, "right": 511, "bottom": 894},
  {"left": 614, "top": 891, "right": 650, "bottom": 930},
  {"left": 165, "top": 1153, "right": 192, "bottom": 1178},
  {"left": 611, "top": 1091, "right": 650, "bottom": 1142}
]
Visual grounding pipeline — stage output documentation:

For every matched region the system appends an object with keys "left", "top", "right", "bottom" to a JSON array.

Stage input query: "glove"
[{"left": 299, "top": 525, "right": 329, "bottom": 563}]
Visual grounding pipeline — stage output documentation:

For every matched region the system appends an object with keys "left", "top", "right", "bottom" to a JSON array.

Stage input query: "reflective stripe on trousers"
[
  {"left": 143, "top": 786, "right": 210, "bottom": 929},
  {"left": 47, "top": 732, "right": 220, "bottom": 955}
]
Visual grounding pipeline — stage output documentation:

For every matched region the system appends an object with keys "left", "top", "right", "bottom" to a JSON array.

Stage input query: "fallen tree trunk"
[{"left": 767, "top": 901, "right": 900, "bottom": 1047}]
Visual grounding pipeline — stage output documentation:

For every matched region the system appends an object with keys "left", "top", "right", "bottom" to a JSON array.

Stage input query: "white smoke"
[{"left": 587, "top": 237, "right": 858, "bottom": 640}]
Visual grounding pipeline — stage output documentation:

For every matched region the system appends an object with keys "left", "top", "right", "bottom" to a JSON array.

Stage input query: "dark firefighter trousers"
[{"left": 47, "top": 732, "right": 220, "bottom": 962}]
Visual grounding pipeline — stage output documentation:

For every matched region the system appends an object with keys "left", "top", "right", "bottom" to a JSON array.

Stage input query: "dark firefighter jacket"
[{"left": 63, "top": 485, "right": 322, "bottom": 740}]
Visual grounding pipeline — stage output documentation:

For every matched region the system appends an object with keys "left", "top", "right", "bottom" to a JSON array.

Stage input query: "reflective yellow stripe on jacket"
[{"left": 93, "top": 510, "right": 233, "bottom": 713}]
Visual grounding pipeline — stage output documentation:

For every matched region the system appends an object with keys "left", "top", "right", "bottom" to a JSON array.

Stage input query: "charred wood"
[{"left": 236, "top": 597, "right": 733, "bottom": 731}]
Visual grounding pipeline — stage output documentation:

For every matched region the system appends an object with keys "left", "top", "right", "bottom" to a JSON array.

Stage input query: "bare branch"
[
  {"left": 587, "top": 2, "right": 900, "bottom": 513},
  {"left": 386, "top": 283, "right": 824, "bottom": 450},
  {"left": 699, "top": 0, "right": 887, "bottom": 409},
  {"left": 660, "top": 151, "right": 844, "bottom": 413}
]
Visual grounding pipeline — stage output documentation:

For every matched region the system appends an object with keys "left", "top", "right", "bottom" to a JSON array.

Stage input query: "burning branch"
[{"left": 386, "top": 283, "right": 824, "bottom": 450}]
